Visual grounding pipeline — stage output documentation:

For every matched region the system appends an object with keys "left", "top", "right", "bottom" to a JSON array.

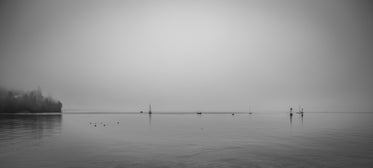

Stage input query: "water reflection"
[
  {"left": 148, "top": 113, "right": 152, "bottom": 126},
  {"left": 0, "top": 115, "right": 62, "bottom": 142},
  {"left": 1, "top": 113, "right": 373, "bottom": 168}
]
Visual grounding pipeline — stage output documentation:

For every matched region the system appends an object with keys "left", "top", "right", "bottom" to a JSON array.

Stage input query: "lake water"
[{"left": 0, "top": 112, "right": 373, "bottom": 168}]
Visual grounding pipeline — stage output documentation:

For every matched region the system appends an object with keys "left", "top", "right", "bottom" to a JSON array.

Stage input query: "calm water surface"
[{"left": 0, "top": 112, "right": 373, "bottom": 168}]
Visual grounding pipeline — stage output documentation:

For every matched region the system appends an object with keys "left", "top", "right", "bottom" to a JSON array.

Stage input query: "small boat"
[
  {"left": 296, "top": 107, "right": 304, "bottom": 114},
  {"left": 196, "top": 112, "right": 202, "bottom": 115}
]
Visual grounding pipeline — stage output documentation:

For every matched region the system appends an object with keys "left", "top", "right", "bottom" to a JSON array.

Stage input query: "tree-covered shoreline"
[{"left": 0, "top": 87, "right": 62, "bottom": 113}]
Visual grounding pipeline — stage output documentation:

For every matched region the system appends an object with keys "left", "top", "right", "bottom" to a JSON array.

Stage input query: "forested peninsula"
[{"left": 0, "top": 87, "right": 62, "bottom": 113}]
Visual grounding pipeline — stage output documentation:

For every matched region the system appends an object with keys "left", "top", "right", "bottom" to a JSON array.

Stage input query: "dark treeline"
[{"left": 0, "top": 87, "right": 62, "bottom": 113}]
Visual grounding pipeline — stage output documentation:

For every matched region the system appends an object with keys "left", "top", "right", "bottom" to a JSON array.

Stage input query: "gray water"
[{"left": 0, "top": 112, "right": 373, "bottom": 168}]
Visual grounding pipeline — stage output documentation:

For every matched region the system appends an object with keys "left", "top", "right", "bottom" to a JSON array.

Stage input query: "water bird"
[{"left": 232, "top": 113, "right": 235, "bottom": 115}]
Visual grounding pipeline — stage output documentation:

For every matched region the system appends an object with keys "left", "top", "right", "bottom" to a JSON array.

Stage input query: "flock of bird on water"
[{"left": 89, "top": 121, "right": 120, "bottom": 127}]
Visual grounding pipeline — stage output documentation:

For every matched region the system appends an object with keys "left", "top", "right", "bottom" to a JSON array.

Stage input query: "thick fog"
[{"left": 1, "top": 0, "right": 372, "bottom": 112}]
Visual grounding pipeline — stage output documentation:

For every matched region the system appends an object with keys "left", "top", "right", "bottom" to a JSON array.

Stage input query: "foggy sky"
[{"left": 1, "top": 0, "right": 373, "bottom": 112}]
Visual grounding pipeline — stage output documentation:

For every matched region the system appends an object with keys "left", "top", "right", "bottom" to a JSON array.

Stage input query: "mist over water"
[{"left": 1, "top": 0, "right": 373, "bottom": 112}]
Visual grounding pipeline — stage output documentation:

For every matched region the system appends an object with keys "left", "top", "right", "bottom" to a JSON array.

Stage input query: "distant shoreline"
[
  {"left": 62, "top": 111, "right": 373, "bottom": 114},
  {"left": 0, "top": 112, "right": 62, "bottom": 115},
  {"left": 1, "top": 111, "right": 372, "bottom": 116},
  {"left": 62, "top": 111, "right": 251, "bottom": 115}
]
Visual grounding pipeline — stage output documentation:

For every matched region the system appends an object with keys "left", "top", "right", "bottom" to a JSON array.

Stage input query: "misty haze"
[{"left": 1, "top": 0, "right": 373, "bottom": 168}]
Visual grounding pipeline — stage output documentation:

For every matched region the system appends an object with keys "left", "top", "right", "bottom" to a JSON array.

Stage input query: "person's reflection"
[
  {"left": 289, "top": 107, "right": 293, "bottom": 125},
  {"left": 148, "top": 113, "right": 152, "bottom": 127}
]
